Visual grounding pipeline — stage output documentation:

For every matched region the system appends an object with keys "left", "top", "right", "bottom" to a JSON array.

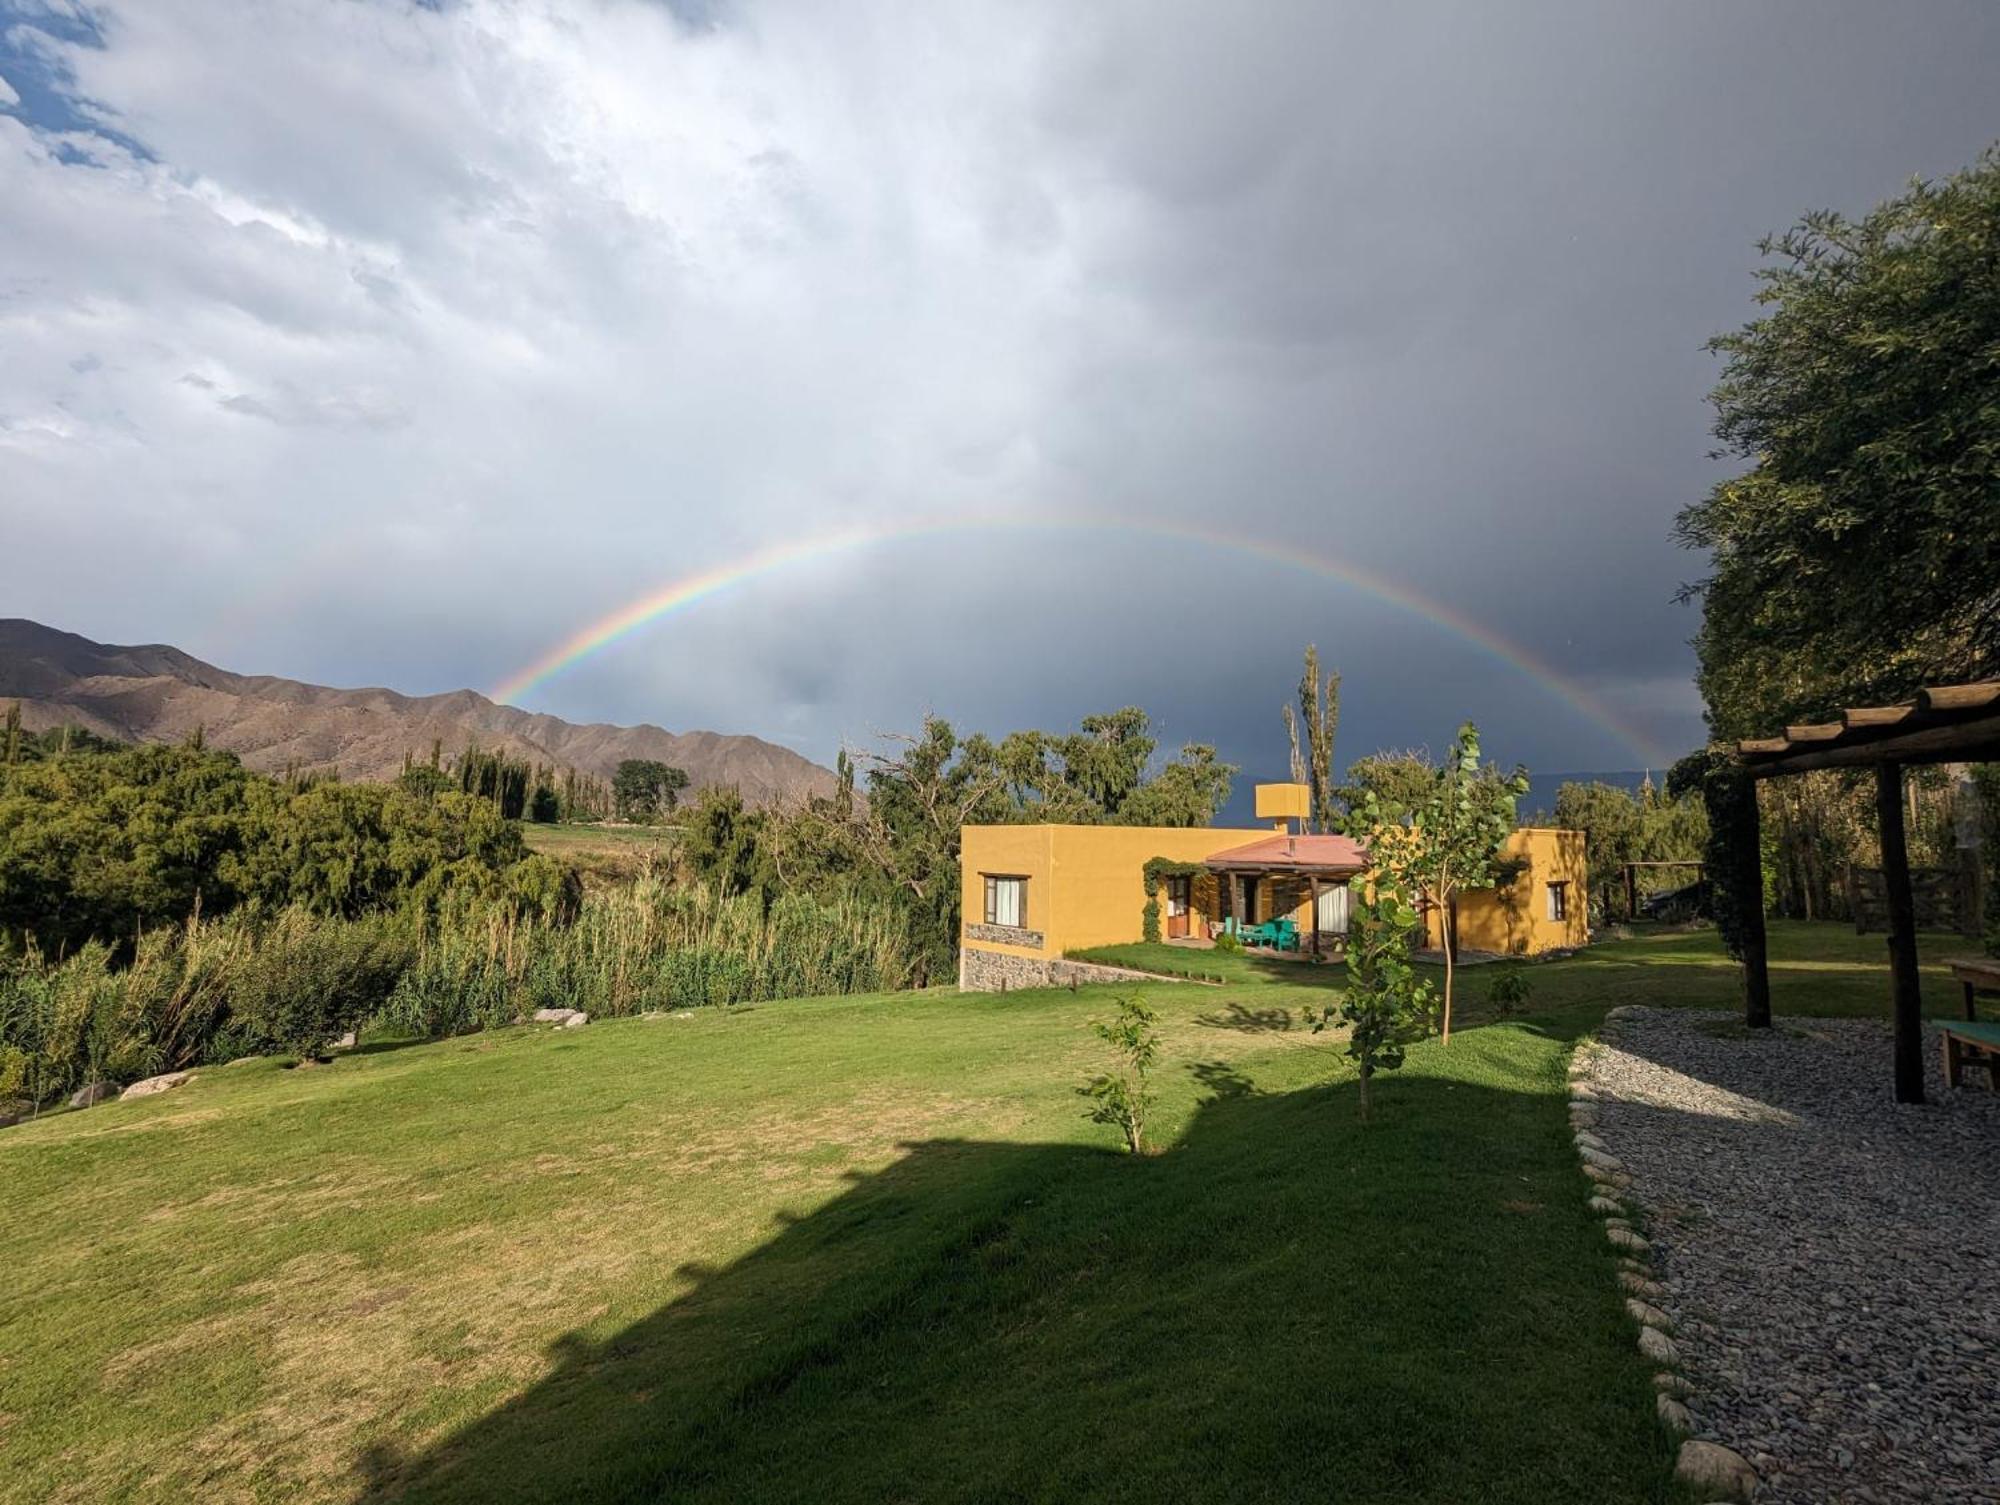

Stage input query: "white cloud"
[{"left": 2, "top": 0, "right": 1994, "bottom": 773}]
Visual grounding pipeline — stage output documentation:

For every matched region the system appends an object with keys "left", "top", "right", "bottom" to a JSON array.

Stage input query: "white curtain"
[{"left": 1316, "top": 883, "right": 1351, "bottom": 935}]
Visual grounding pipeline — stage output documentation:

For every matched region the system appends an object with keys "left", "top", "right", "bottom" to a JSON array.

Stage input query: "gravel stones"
[{"left": 1586, "top": 1007, "right": 2000, "bottom": 1505}]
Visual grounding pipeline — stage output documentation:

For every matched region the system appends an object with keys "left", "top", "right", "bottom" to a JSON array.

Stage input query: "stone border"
[{"left": 1571, "top": 1008, "right": 1760, "bottom": 1504}]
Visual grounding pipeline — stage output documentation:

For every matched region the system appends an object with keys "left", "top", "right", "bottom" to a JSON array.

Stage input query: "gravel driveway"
[{"left": 1583, "top": 1009, "right": 2000, "bottom": 1505}]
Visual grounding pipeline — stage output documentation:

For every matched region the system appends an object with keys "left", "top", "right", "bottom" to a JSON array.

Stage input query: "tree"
[
  {"left": 1338, "top": 750, "right": 1437, "bottom": 816},
  {"left": 1282, "top": 645, "right": 1340, "bottom": 831},
  {"left": 1402, "top": 725, "right": 1528, "bottom": 1046},
  {"left": 1676, "top": 149, "right": 2000, "bottom": 740},
  {"left": 1116, "top": 743, "right": 1236, "bottom": 827},
  {"left": 612, "top": 759, "right": 690, "bottom": 823},
  {"left": 1077, "top": 996, "right": 1160, "bottom": 1153},
  {"left": 1313, "top": 798, "right": 1435, "bottom": 1120},
  {"left": 678, "top": 785, "right": 777, "bottom": 903},
  {"left": 1553, "top": 781, "right": 1646, "bottom": 919}
]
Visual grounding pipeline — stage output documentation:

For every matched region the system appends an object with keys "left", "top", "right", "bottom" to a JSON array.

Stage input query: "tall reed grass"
[{"left": 0, "top": 880, "right": 916, "bottom": 1109}]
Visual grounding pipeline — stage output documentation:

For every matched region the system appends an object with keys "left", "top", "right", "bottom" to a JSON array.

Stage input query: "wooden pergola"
[{"left": 1735, "top": 681, "right": 2000, "bottom": 1103}]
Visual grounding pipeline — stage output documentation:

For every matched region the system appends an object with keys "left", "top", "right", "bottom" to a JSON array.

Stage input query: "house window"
[
  {"left": 1316, "top": 882, "right": 1351, "bottom": 936},
  {"left": 1546, "top": 881, "right": 1569, "bottom": 922},
  {"left": 984, "top": 875, "right": 1028, "bottom": 929}
]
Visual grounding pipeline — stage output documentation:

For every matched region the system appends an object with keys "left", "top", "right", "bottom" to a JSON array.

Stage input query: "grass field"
[
  {"left": 519, "top": 822, "right": 680, "bottom": 884},
  {"left": 0, "top": 922, "right": 1966, "bottom": 1502}
]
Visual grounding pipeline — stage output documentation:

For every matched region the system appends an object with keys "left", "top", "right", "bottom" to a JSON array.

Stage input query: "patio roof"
[
  {"left": 1204, "top": 833, "right": 1367, "bottom": 875},
  {"left": 1736, "top": 681, "right": 2000, "bottom": 776}
]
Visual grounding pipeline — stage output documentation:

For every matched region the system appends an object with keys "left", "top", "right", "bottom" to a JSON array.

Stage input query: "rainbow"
[{"left": 490, "top": 512, "right": 1670, "bottom": 765}]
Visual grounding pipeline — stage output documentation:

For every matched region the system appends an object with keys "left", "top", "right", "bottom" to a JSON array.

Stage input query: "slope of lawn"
[{"left": 1, "top": 929, "right": 1905, "bottom": 1503}]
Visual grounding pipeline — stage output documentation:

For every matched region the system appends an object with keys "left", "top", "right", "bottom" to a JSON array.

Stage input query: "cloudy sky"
[{"left": 3, "top": 0, "right": 1997, "bottom": 787}]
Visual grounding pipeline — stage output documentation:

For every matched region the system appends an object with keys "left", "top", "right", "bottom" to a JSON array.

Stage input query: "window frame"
[
  {"left": 1546, "top": 880, "right": 1569, "bottom": 922},
  {"left": 983, "top": 873, "right": 1029, "bottom": 929}
]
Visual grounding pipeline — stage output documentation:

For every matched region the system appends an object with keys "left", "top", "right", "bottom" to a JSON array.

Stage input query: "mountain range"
[{"left": 0, "top": 618, "right": 835, "bottom": 807}]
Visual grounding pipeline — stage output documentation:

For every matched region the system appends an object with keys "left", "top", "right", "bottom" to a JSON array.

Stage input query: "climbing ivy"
[{"left": 1140, "top": 857, "right": 1205, "bottom": 944}]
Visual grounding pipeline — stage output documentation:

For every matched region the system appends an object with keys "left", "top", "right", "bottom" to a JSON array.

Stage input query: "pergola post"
[
  {"left": 1875, "top": 761, "right": 1925, "bottom": 1104},
  {"left": 1730, "top": 771, "right": 1773, "bottom": 1030}
]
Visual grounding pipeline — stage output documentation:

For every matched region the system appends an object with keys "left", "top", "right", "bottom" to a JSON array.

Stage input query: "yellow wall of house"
[
  {"left": 1423, "top": 827, "right": 1590, "bottom": 956},
  {"left": 961, "top": 824, "right": 1306, "bottom": 958}
]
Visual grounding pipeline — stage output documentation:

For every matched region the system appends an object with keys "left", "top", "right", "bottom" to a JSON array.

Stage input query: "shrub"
[
  {"left": 1487, "top": 964, "right": 1532, "bottom": 1015},
  {"left": 1077, "top": 996, "right": 1159, "bottom": 1154},
  {"left": 1212, "top": 930, "right": 1242, "bottom": 954},
  {"left": 229, "top": 913, "right": 413, "bottom": 1060}
]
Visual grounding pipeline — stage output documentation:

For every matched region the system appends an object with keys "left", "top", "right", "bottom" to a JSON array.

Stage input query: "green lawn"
[{"left": 5, "top": 922, "right": 1947, "bottom": 1502}]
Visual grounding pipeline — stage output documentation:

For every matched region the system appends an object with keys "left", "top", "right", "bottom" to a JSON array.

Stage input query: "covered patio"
[
  {"left": 1731, "top": 680, "right": 2000, "bottom": 1103},
  {"left": 1201, "top": 833, "right": 1368, "bottom": 958}
]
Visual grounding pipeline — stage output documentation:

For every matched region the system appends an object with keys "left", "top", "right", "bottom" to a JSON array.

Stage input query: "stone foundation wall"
[{"left": 958, "top": 947, "right": 1200, "bottom": 993}]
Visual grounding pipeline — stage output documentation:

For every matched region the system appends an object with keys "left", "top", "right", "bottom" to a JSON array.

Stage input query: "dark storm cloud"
[{"left": 2, "top": 0, "right": 1996, "bottom": 778}]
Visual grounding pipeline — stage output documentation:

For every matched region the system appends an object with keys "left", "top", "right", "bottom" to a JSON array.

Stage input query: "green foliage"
[
  {"left": 678, "top": 785, "right": 778, "bottom": 904},
  {"left": 612, "top": 759, "right": 690, "bottom": 822},
  {"left": 1211, "top": 928, "right": 1243, "bottom": 954},
  {"left": 1139, "top": 856, "right": 1202, "bottom": 942},
  {"left": 1077, "top": 996, "right": 1159, "bottom": 1154},
  {"left": 0, "top": 742, "right": 552, "bottom": 953},
  {"left": 1308, "top": 820, "right": 1435, "bottom": 1120},
  {"left": 1337, "top": 749, "right": 1441, "bottom": 815},
  {"left": 1973, "top": 764, "right": 2000, "bottom": 957},
  {"left": 455, "top": 746, "right": 533, "bottom": 820},
  {"left": 1396, "top": 724, "right": 1529, "bottom": 1043},
  {"left": 1550, "top": 776, "right": 1709, "bottom": 920},
  {"left": 227, "top": 911, "right": 413, "bottom": 1060},
  {"left": 1676, "top": 149, "right": 2000, "bottom": 740},
  {"left": 1668, "top": 749, "right": 1765, "bottom": 961},
  {"left": 1486, "top": 964, "right": 1532, "bottom": 1015}
]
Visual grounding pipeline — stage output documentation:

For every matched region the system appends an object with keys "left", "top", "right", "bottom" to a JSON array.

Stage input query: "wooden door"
[{"left": 1165, "top": 875, "right": 1191, "bottom": 938}]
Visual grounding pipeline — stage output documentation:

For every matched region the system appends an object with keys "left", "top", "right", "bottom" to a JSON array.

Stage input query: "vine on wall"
[{"left": 1140, "top": 857, "right": 1206, "bottom": 944}]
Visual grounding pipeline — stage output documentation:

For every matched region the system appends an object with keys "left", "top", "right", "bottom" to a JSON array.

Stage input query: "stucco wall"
[
  {"left": 960, "top": 823, "right": 1306, "bottom": 988},
  {"left": 1424, "top": 827, "right": 1590, "bottom": 956}
]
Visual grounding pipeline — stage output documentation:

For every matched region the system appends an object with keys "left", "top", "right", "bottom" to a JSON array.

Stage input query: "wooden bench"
[
  {"left": 1942, "top": 1018, "right": 2000, "bottom": 1091},
  {"left": 1940, "top": 960, "right": 2000, "bottom": 1089},
  {"left": 1944, "top": 956, "right": 2000, "bottom": 1022}
]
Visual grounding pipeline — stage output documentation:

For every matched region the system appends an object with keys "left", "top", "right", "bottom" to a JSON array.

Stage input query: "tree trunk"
[{"left": 1439, "top": 886, "right": 1456, "bottom": 1046}]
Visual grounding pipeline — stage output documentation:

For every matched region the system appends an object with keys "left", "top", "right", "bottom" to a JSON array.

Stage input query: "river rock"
[
  {"left": 1675, "top": 1440, "right": 1757, "bottom": 1500},
  {"left": 68, "top": 1081, "right": 118, "bottom": 1108}
]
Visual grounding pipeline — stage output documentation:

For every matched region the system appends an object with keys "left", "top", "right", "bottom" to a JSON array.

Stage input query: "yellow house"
[
  {"left": 959, "top": 786, "right": 1589, "bottom": 990},
  {"left": 1421, "top": 827, "right": 1590, "bottom": 957}
]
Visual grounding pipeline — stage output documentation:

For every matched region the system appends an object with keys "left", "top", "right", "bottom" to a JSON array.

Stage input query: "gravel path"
[{"left": 1584, "top": 1009, "right": 2000, "bottom": 1505}]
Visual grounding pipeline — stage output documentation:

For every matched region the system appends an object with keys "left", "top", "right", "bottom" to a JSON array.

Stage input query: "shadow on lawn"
[{"left": 360, "top": 1030, "right": 1675, "bottom": 1505}]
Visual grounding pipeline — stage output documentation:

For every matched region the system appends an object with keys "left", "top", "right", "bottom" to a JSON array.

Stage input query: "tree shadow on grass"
[
  {"left": 359, "top": 1061, "right": 1678, "bottom": 1505},
  {"left": 1192, "top": 1002, "right": 1298, "bottom": 1033}
]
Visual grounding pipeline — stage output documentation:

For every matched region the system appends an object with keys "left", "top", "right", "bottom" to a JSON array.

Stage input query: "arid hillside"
[{"left": 0, "top": 618, "right": 834, "bottom": 806}]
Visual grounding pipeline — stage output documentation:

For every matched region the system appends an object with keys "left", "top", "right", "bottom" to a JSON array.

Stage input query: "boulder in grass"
[
  {"left": 532, "top": 1008, "right": 582, "bottom": 1024},
  {"left": 121, "top": 1071, "right": 194, "bottom": 1100},
  {"left": 562, "top": 1013, "right": 589, "bottom": 1029},
  {"left": 68, "top": 1081, "right": 118, "bottom": 1109}
]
